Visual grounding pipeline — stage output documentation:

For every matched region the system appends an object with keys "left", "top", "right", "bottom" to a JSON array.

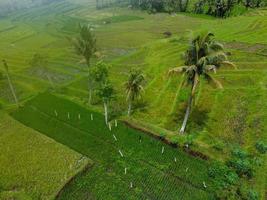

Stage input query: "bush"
[
  {"left": 170, "top": 136, "right": 180, "bottom": 147},
  {"left": 227, "top": 148, "right": 254, "bottom": 178},
  {"left": 239, "top": 186, "right": 259, "bottom": 200},
  {"left": 255, "top": 141, "right": 267, "bottom": 154},
  {"left": 208, "top": 162, "right": 239, "bottom": 199},
  {"left": 208, "top": 162, "right": 239, "bottom": 188}
]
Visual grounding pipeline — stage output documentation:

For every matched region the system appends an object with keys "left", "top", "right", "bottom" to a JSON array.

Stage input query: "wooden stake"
[
  {"left": 115, "top": 120, "right": 118, "bottom": 127},
  {"left": 113, "top": 134, "right": 117, "bottom": 141},
  {"left": 119, "top": 150, "right": 124, "bottom": 157}
]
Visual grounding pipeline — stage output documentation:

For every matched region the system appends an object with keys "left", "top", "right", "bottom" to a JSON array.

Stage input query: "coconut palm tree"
[
  {"left": 2, "top": 60, "right": 19, "bottom": 107},
  {"left": 125, "top": 69, "right": 145, "bottom": 116},
  {"left": 169, "top": 32, "right": 235, "bottom": 134},
  {"left": 73, "top": 24, "right": 96, "bottom": 105}
]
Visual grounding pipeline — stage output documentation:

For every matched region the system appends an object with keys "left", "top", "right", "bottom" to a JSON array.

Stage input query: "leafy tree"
[
  {"left": 2, "top": 60, "right": 19, "bottom": 107},
  {"left": 73, "top": 24, "right": 97, "bottom": 104},
  {"left": 125, "top": 69, "right": 145, "bottom": 116},
  {"left": 168, "top": 32, "right": 235, "bottom": 134},
  {"left": 97, "top": 81, "right": 115, "bottom": 125},
  {"left": 90, "top": 61, "right": 109, "bottom": 87}
]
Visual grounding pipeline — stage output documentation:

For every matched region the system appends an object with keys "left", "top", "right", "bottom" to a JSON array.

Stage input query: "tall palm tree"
[
  {"left": 73, "top": 24, "right": 96, "bottom": 105},
  {"left": 125, "top": 69, "right": 145, "bottom": 116},
  {"left": 2, "top": 60, "right": 19, "bottom": 107},
  {"left": 169, "top": 32, "right": 235, "bottom": 134}
]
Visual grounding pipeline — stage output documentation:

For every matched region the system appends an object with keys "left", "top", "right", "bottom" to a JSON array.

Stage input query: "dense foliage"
[{"left": 128, "top": 0, "right": 267, "bottom": 17}]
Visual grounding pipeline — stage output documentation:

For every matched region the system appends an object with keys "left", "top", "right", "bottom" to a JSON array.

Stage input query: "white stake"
[
  {"left": 119, "top": 150, "right": 124, "bottom": 157},
  {"left": 174, "top": 157, "right": 177, "bottom": 162},
  {"left": 203, "top": 181, "right": 207, "bottom": 188},
  {"left": 113, "top": 134, "right": 117, "bottom": 141},
  {"left": 91, "top": 114, "right": 93, "bottom": 120},
  {"left": 124, "top": 168, "right": 127, "bottom": 175},
  {"left": 108, "top": 123, "right": 112, "bottom": 131},
  {"left": 78, "top": 114, "right": 81, "bottom": 120},
  {"left": 130, "top": 182, "right": 133, "bottom": 188},
  {"left": 115, "top": 120, "right": 118, "bottom": 127},
  {"left": 161, "top": 146, "right": 165, "bottom": 154},
  {"left": 68, "top": 112, "right": 70, "bottom": 119},
  {"left": 54, "top": 110, "right": 58, "bottom": 117}
]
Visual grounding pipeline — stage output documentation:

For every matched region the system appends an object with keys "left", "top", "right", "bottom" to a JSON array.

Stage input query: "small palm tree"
[
  {"left": 97, "top": 81, "right": 115, "bottom": 125},
  {"left": 2, "top": 60, "right": 19, "bottom": 107},
  {"left": 125, "top": 69, "right": 145, "bottom": 116},
  {"left": 169, "top": 32, "right": 235, "bottom": 134},
  {"left": 73, "top": 24, "right": 96, "bottom": 105}
]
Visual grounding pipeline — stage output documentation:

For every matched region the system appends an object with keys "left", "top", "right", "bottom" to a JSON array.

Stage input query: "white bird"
[
  {"left": 203, "top": 181, "right": 207, "bottom": 188},
  {"left": 174, "top": 157, "right": 177, "bottom": 162},
  {"left": 124, "top": 168, "right": 127, "bottom": 175},
  {"left": 161, "top": 146, "right": 165, "bottom": 154},
  {"left": 54, "top": 110, "right": 58, "bottom": 117}
]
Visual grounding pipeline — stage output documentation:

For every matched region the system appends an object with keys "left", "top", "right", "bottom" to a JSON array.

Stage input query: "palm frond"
[
  {"left": 204, "top": 73, "right": 223, "bottom": 89},
  {"left": 205, "top": 65, "right": 217, "bottom": 73},
  {"left": 168, "top": 66, "right": 188, "bottom": 76},
  {"left": 221, "top": 61, "right": 237, "bottom": 69}
]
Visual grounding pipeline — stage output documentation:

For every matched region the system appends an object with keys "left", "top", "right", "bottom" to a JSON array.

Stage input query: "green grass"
[
  {"left": 0, "top": 111, "right": 90, "bottom": 199},
  {"left": 12, "top": 93, "right": 214, "bottom": 200},
  {"left": 1, "top": 1, "right": 267, "bottom": 198}
]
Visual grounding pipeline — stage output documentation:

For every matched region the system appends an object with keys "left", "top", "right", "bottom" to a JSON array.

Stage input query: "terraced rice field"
[{"left": 12, "top": 93, "right": 213, "bottom": 199}]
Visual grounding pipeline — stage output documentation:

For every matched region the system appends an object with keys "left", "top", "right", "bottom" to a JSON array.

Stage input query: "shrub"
[
  {"left": 208, "top": 162, "right": 239, "bottom": 188},
  {"left": 227, "top": 148, "right": 254, "bottom": 178},
  {"left": 239, "top": 186, "right": 259, "bottom": 200},
  {"left": 170, "top": 136, "right": 180, "bottom": 147},
  {"left": 208, "top": 162, "right": 239, "bottom": 199},
  {"left": 255, "top": 141, "right": 267, "bottom": 154}
]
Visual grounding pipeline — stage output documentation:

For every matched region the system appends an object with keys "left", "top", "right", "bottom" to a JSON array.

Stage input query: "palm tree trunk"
[
  {"left": 104, "top": 101, "right": 108, "bottom": 125},
  {"left": 127, "top": 102, "right": 132, "bottom": 116},
  {"left": 179, "top": 94, "right": 193, "bottom": 134},
  {"left": 3, "top": 61, "right": 18, "bottom": 107}
]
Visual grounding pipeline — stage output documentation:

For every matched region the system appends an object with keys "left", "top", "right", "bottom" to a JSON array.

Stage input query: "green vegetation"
[
  {"left": 12, "top": 93, "right": 213, "bottom": 199},
  {"left": 0, "top": 0, "right": 266, "bottom": 199},
  {"left": 168, "top": 32, "right": 235, "bottom": 134},
  {"left": 0, "top": 111, "right": 90, "bottom": 199}
]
